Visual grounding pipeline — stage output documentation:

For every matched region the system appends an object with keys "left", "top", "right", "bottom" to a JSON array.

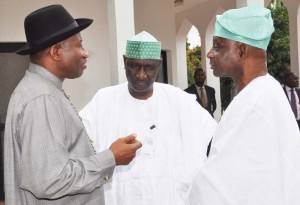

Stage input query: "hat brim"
[{"left": 16, "top": 18, "right": 93, "bottom": 55}]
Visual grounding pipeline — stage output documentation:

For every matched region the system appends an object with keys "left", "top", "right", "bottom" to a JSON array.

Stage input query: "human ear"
[{"left": 49, "top": 44, "right": 61, "bottom": 61}]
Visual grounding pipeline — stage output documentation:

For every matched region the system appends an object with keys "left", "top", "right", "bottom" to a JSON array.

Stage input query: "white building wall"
[
  {"left": 107, "top": 0, "right": 135, "bottom": 85},
  {"left": 176, "top": 19, "right": 192, "bottom": 89},
  {"left": 283, "top": 0, "right": 300, "bottom": 76},
  {"left": 134, "top": 0, "right": 178, "bottom": 86},
  {"left": 236, "top": 0, "right": 264, "bottom": 7}
]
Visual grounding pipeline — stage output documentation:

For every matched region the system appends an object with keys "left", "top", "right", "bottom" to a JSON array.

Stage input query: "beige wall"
[
  {"left": 0, "top": 0, "right": 111, "bottom": 110},
  {"left": 134, "top": 0, "right": 178, "bottom": 86}
]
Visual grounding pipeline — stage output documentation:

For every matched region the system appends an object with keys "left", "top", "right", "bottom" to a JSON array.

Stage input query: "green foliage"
[
  {"left": 186, "top": 39, "right": 190, "bottom": 50},
  {"left": 267, "top": 0, "right": 290, "bottom": 83},
  {"left": 186, "top": 44, "right": 202, "bottom": 86}
]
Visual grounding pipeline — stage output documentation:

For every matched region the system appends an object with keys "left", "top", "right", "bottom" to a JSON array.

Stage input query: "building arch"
[{"left": 176, "top": 18, "right": 193, "bottom": 89}]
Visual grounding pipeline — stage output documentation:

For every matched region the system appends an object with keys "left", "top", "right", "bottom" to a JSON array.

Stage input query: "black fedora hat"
[{"left": 16, "top": 4, "right": 93, "bottom": 55}]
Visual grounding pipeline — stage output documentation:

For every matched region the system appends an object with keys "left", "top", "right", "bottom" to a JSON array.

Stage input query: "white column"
[
  {"left": 288, "top": 3, "right": 300, "bottom": 76},
  {"left": 107, "top": 0, "right": 135, "bottom": 84},
  {"left": 176, "top": 19, "right": 192, "bottom": 89},
  {"left": 203, "top": 30, "right": 222, "bottom": 121},
  {"left": 236, "top": 0, "right": 264, "bottom": 8}
]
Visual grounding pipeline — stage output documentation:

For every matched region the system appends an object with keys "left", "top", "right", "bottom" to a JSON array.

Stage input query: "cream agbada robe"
[
  {"left": 80, "top": 82, "right": 217, "bottom": 205},
  {"left": 189, "top": 74, "right": 300, "bottom": 205}
]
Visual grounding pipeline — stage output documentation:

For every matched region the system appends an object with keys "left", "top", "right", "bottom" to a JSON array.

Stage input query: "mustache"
[
  {"left": 133, "top": 79, "right": 149, "bottom": 86},
  {"left": 135, "top": 78, "right": 147, "bottom": 82}
]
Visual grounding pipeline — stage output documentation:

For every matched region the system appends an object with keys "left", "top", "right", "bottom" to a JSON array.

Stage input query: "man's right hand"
[{"left": 109, "top": 133, "right": 142, "bottom": 165}]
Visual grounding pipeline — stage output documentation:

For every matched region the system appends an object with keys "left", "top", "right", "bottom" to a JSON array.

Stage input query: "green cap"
[
  {"left": 214, "top": 5, "right": 275, "bottom": 50},
  {"left": 125, "top": 31, "right": 161, "bottom": 60}
]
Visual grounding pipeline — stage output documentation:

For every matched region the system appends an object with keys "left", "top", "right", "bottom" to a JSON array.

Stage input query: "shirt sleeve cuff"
[{"left": 93, "top": 149, "right": 116, "bottom": 184}]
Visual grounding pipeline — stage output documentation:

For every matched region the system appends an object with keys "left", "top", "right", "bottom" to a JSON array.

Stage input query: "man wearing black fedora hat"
[{"left": 4, "top": 4, "right": 141, "bottom": 205}]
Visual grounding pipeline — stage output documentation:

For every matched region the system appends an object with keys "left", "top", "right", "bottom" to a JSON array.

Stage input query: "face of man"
[
  {"left": 194, "top": 70, "right": 206, "bottom": 86},
  {"left": 57, "top": 33, "right": 89, "bottom": 80},
  {"left": 286, "top": 72, "right": 299, "bottom": 88},
  {"left": 207, "top": 37, "right": 240, "bottom": 78},
  {"left": 124, "top": 57, "right": 161, "bottom": 99}
]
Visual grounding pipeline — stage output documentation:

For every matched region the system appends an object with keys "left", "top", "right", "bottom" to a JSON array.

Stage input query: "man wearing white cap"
[
  {"left": 189, "top": 5, "right": 300, "bottom": 205},
  {"left": 79, "top": 31, "right": 217, "bottom": 204}
]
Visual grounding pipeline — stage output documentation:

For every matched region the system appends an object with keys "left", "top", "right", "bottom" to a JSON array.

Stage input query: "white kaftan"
[
  {"left": 80, "top": 82, "right": 217, "bottom": 205},
  {"left": 189, "top": 74, "right": 300, "bottom": 205}
]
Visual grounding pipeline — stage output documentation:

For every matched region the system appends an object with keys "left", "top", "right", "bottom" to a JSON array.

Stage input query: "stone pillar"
[
  {"left": 176, "top": 19, "right": 192, "bottom": 89},
  {"left": 107, "top": 0, "right": 135, "bottom": 84},
  {"left": 236, "top": 0, "right": 264, "bottom": 8},
  {"left": 285, "top": 1, "right": 300, "bottom": 77}
]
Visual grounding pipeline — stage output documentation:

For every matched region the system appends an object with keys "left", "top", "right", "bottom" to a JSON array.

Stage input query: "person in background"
[
  {"left": 283, "top": 71, "right": 300, "bottom": 129},
  {"left": 79, "top": 31, "right": 217, "bottom": 205},
  {"left": 185, "top": 68, "right": 217, "bottom": 117},
  {"left": 189, "top": 5, "right": 300, "bottom": 205},
  {"left": 4, "top": 5, "right": 141, "bottom": 205}
]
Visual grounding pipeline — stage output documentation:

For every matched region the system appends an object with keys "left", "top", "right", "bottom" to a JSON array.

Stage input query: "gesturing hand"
[{"left": 109, "top": 133, "right": 142, "bottom": 165}]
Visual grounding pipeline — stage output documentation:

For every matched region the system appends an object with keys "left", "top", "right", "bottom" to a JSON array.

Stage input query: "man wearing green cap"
[
  {"left": 79, "top": 31, "right": 217, "bottom": 205},
  {"left": 189, "top": 5, "right": 300, "bottom": 205}
]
